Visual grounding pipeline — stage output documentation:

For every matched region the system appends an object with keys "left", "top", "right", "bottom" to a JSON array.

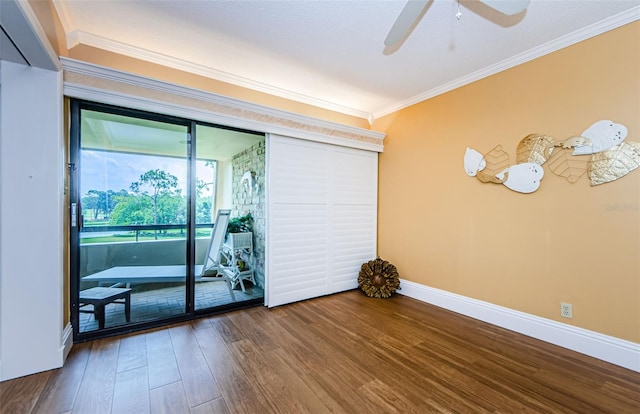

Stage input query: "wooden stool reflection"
[{"left": 79, "top": 287, "right": 131, "bottom": 329}]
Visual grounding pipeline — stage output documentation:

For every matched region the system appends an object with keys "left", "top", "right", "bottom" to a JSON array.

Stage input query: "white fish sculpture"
[
  {"left": 572, "top": 120, "right": 628, "bottom": 155},
  {"left": 496, "top": 163, "right": 545, "bottom": 194},
  {"left": 464, "top": 147, "right": 487, "bottom": 177}
]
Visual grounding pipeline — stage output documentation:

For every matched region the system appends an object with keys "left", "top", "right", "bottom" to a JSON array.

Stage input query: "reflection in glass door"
[{"left": 71, "top": 103, "right": 190, "bottom": 334}]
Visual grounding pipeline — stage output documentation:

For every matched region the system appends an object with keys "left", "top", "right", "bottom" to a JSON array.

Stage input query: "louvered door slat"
[{"left": 267, "top": 135, "right": 377, "bottom": 307}]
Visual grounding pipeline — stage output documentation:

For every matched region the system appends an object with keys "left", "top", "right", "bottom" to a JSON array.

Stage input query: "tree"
[
  {"left": 157, "top": 191, "right": 186, "bottom": 225},
  {"left": 109, "top": 193, "right": 153, "bottom": 225},
  {"left": 82, "top": 189, "right": 128, "bottom": 221},
  {"left": 196, "top": 197, "right": 212, "bottom": 224},
  {"left": 130, "top": 169, "right": 180, "bottom": 226},
  {"left": 195, "top": 177, "right": 213, "bottom": 224},
  {"left": 104, "top": 189, "right": 128, "bottom": 219},
  {"left": 81, "top": 190, "right": 101, "bottom": 220}
]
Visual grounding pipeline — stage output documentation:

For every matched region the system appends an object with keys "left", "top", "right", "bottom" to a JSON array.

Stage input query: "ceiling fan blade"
[
  {"left": 480, "top": 0, "right": 530, "bottom": 16},
  {"left": 384, "top": 0, "right": 430, "bottom": 47}
]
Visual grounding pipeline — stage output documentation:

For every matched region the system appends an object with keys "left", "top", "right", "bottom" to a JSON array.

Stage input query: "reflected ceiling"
[{"left": 81, "top": 110, "right": 264, "bottom": 161}]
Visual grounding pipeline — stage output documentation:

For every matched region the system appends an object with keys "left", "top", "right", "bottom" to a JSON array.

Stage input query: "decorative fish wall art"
[{"left": 464, "top": 120, "right": 639, "bottom": 193}]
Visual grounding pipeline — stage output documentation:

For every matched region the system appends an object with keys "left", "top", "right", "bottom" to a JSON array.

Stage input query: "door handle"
[
  {"left": 71, "top": 202, "right": 77, "bottom": 227},
  {"left": 71, "top": 202, "right": 83, "bottom": 230}
]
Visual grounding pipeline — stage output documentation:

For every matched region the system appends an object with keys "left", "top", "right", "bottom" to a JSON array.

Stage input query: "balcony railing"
[
  {"left": 79, "top": 223, "right": 215, "bottom": 279},
  {"left": 81, "top": 223, "right": 214, "bottom": 242}
]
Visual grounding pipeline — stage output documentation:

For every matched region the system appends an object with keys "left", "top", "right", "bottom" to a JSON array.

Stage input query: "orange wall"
[{"left": 375, "top": 22, "right": 640, "bottom": 343}]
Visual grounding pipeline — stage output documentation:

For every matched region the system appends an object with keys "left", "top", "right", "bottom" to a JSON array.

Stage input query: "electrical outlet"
[{"left": 561, "top": 302, "right": 573, "bottom": 319}]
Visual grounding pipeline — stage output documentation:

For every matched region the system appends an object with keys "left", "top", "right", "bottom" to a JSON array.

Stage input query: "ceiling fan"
[{"left": 384, "top": 0, "right": 531, "bottom": 47}]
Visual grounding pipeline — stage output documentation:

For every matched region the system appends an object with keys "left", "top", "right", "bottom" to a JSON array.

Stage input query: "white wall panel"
[
  {"left": 0, "top": 61, "right": 64, "bottom": 380},
  {"left": 267, "top": 134, "right": 377, "bottom": 307}
]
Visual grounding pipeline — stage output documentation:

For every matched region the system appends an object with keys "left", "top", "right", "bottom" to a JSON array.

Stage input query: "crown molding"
[
  {"left": 65, "top": 30, "right": 373, "bottom": 122},
  {"left": 60, "top": 58, "right": 385, "bottom": 152},
  {"left": 372, "top": 6, "right": 640, "bottom": 120},
  {"left": 54, "top": 2, "right": 638, "bottom": 122},
  {"left": 51, "top": 0, "right": 74, "bottom": 37}
]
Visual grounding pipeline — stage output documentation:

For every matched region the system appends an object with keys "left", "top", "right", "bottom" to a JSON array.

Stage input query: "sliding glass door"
[
  {"left": 71, "top": 102, "right": 191, "bottom": 335},
  {"left": 194, "top": 124, "right": 266, "bottom": 310},
  {"left": 70, "top": 100, "right": 265, "bottom": 340}
]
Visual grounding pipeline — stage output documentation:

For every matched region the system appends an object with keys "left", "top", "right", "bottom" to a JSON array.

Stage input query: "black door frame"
[{"left": 70, "top": 99, "right": 263, "bottom": 342}]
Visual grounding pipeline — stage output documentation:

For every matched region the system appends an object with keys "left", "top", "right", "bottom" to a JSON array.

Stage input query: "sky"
[{"left": 81, "top": 150, "right": 215, "bottom": 197}]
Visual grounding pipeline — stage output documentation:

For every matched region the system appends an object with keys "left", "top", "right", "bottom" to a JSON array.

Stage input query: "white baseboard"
[
  {"left": 398, "top": 279, "right": 640, "bottom": 372},
  {"left": 61, "top": 323, "right": 73, "bottom": 362}
]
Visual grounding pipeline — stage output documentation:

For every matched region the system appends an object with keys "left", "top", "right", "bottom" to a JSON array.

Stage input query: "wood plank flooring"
[{"left": 1, "top": 290, "right": 639, "bottom": 413}]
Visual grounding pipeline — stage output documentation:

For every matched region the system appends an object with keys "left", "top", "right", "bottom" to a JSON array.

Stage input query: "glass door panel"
[
  {"left": 194, "top": 124, "right": 266, "bottom": 310},
  {"left": 77, "top": 107, "right": 189, "bottom": 333}
]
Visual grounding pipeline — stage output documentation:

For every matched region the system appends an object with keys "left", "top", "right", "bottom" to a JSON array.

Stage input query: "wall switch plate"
[{"left": 561, "top": 302, "right": 573, "bottom": 319}]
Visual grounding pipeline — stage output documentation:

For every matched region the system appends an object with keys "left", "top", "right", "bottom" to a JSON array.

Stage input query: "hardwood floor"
[{"left": 1, "top": 290, "right": 639, "bottom": 413}]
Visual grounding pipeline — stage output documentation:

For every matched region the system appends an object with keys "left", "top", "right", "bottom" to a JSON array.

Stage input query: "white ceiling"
[{"left": 53, "top": 0, "right": 639, "bottom": 122}]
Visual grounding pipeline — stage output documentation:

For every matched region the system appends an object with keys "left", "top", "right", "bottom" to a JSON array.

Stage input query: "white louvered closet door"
[{"left": 267, "top": 134, "right": 378, "bottom": 307}]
